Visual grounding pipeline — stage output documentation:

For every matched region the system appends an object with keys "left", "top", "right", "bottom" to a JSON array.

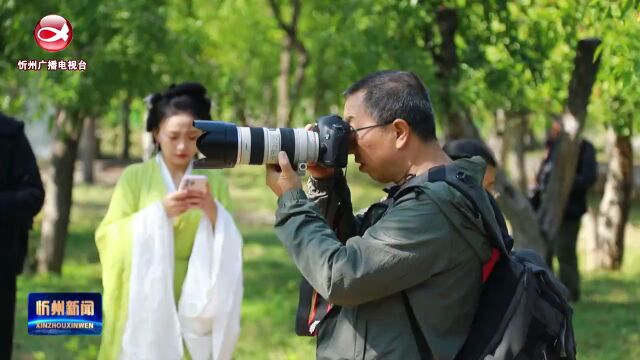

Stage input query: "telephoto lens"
[
  {"left": 193, "top": 115, "right": 350, "bottom": 169},
  {"left": 193, "top": 121, "right": 320, "bottom": 169}
]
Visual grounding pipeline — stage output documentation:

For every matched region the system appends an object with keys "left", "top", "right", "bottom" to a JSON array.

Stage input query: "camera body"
[
  {"left": 193, "top": 115, "right": 350, "bottom": 169},
  {"left": 313, "top": 115, "right": 350, "bottom": 168}
]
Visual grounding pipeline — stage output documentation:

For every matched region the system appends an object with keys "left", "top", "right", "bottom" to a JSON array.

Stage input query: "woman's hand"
[
  {"left": 186, "top": 185, "right": 218, "bottom": 224},
  {"left": 162, "top": 190, "right": 191, "bottom": 218}
]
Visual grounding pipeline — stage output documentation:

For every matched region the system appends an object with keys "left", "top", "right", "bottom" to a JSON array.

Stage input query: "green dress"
[{"left": 95, "top": 158, "right": 231, "bottom": 360}]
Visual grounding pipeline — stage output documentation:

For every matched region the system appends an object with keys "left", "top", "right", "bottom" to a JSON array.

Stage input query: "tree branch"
[
  {"left": 267, "top": 0, "right": 294, "bottom": 36},
  {"left": 291, "top": 0, "right": 301, "bottom": 31}
]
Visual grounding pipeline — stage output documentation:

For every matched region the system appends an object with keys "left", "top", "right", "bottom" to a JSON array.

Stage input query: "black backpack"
[{"left": 402, "top": 164, "right": 577, "bottom": 360}]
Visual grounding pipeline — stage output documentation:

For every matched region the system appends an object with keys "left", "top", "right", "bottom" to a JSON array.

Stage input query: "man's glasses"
[{"left": 349, "top": 122, "right": 392, "bottom": 134}]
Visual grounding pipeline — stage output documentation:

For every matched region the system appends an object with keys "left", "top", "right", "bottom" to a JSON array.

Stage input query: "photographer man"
[{"left": 266, "top": 70, "right": 493, "bottom": 359}]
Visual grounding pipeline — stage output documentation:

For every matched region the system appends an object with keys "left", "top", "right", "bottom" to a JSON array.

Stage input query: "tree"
[
  {"left": 80, "top": 117, "right": 97, "bottom": 184},
  {"left": 592, "top": 123, "right": 633, "bottom": 269},
  {"left": 586, "top": 2, "right": 639, "bottom": 270},
  {"left": 268, "top": 0, "right": 309, "bottom": 128},
  {"left": 409, "top": 1, "right": 611, "bottom": 257},
  {"left": 536, "top": 38, "right": 601, "bottom": 246},
  {"left": 420, "top": 2, "right": 551, "bottom": 254},
  {"left": 121, "top": 96, "right": 132, "bottom": 159},
  {"left": 426, "top": 6, "right": 479, "bottom": 141}
]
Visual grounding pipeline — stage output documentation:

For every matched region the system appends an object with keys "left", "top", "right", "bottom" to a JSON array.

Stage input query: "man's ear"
[{"left": 392, "top": 119, "right": 410, "bottom": 149}]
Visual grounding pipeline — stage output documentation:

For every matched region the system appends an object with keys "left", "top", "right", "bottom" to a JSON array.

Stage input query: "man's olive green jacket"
[{"left": 275, "top": 158, "right": 493, "bottom": 360}]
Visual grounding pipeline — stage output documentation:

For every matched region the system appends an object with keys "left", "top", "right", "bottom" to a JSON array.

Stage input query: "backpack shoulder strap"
[
  {"left": 427, "top": 165, "right": 510, "bottom": 255},
  {"left": 401, "top": 164, "right": 513, "bottom": 358}
]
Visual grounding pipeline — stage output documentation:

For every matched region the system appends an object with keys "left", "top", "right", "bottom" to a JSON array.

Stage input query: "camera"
[{"left": 193, "top": 115, "right": 350, "bottom": 169}]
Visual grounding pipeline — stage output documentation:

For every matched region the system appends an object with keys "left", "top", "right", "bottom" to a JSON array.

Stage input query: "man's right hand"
[{"left": 305, "top": 124, "right": 335, "bottom": 179}]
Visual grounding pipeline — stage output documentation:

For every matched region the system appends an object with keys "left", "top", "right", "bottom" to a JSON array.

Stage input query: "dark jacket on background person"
[
  {"left": 275, "top": 158, "right": 493, "bottom": 360},
  {"left": 532, "top": 139, "right": 597, "bottom": 220},
  {"left": 0, "top": 113, "right": 45, "bottom": 274}
]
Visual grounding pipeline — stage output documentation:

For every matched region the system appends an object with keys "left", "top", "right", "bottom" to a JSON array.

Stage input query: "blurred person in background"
[
  {"left": 530, "top": 117, "right": 597, "bottom": 302},
  {"left": 443, "top": 138, "right": 497, "bottom": 192},
  {"left": 0, "top": 113, "right": 45, "bottom": 358},
  {"left": 95, "top": 83, "right": 243, "bottom": 360},
  {"left": 443, "top": 138, "right": 514, "bottom": 251}
]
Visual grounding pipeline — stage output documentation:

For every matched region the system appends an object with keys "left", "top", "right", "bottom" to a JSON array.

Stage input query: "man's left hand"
[{"left": 266, "top": 151, "right": 302, "bottom": 197}]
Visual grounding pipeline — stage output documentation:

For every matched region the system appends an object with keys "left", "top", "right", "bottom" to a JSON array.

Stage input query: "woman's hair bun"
[
  {"left": 163, "top": 82, "right": 207, "bottom": 99},
  {"left": 148, "top": 93, "right": 163, "bottom": 106},
  {"left": 145, "top": 82, "right": 212, "bottom": 133}
]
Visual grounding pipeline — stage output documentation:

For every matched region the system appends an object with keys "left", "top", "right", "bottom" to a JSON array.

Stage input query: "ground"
[{"left": 12, "top": 161, "right": 640, "bottom": 360}]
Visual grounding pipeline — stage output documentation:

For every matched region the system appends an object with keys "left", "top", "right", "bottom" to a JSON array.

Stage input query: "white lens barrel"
[
  {"left": 238, "top": 127, "right": 252, "bottom": 165},
  {"left": 235, "top": 127, "right": 319, "bottom": 165},
  {"left": 264, "top": 128, "right": 281, "bottom": 164}
]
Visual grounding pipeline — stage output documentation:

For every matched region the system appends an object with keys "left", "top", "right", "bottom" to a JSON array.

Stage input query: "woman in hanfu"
[{"left": 96, "top": 83, "right": 243, "bottom": 360}]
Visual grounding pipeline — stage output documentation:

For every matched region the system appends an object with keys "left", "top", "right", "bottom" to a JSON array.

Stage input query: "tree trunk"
[
  {"left": 435, "top": 7, "right": 458, "bottom": 77},
  {"left": 289, "top": 40, "right": 309, "bottom": 126},
  {"left": 537, "top": 38, "right": 601, "bottom": 243},
  {"left": 313, "top": 55, "right": 328, "bottom": 116},
  {"left": 488, "top": 109, "right": 509, "bottom": 168},
  {"left": 233, "top": 83, "right": 248, "bottom": 126},
  {"left": 524, "top": 125, "right": 539, "bottom": 150},
  {"left": 96, "top": 128, "right": 103, "bottom": 159},
  {"left": 272, "top": 38, "right": 310, "bottom": 128},
  {"left": 493, "top": 171, "right": 547, "bottom": 254},
  {"left": 514, "top": 114, "right": 528, "bottom": 193},
  {"left": 269, "top": 0, "right": 306, "bottom": 128},
  {"left": 262, "top": 85, "right": 275, "bottom": 127},
  {"left": 142, "top": 106, "right": 154, "bottom": 161},
  {"left": 121, "top": 96, "right": 132, "bottom": 159},
  {"left": 430, "top": 7, "right": 479, "bottom": 141},
  {"left": 38, "top": 110, "right": 82, "bottom": 274},
  {"left": 432, "top": 7, "right": 457, "bottom": 140},
  {"left": 589, "top": 128, "right": 633, "bottom": 270},
  {"left": 80, "top": 116, "right": 96, "bottom": 184},
  {"left": 276, "top": 36, "right": 292, "bottom": 128}
]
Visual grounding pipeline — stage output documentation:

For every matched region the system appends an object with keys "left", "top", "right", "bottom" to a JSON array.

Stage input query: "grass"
[{"left": 13, "top": 163, "right": 640, "bottom": 359}]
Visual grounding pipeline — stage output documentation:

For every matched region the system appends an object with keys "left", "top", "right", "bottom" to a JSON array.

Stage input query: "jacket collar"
[{"left": 383, "top": 156, "right": 487, "bottom": 198}]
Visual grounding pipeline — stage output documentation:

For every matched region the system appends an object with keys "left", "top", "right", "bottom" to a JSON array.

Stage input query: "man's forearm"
[{"left": 307, "top": 171, "right": 359, "bottom": 241}]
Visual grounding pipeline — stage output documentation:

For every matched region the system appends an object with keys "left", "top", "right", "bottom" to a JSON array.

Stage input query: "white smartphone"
[{"left": 179, "top": 174, "right": 208, "bottom": 193}]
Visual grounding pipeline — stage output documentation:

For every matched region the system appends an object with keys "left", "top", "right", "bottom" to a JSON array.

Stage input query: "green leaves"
[
  {"left": 1, "top": 0, "right": 176, "bottom": 118},
  {"left": 1, "top": 0, "right": 637, "bottom": 136},
  {"left": 584, "top": 2, "right": 639, "bottom": 135}
]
